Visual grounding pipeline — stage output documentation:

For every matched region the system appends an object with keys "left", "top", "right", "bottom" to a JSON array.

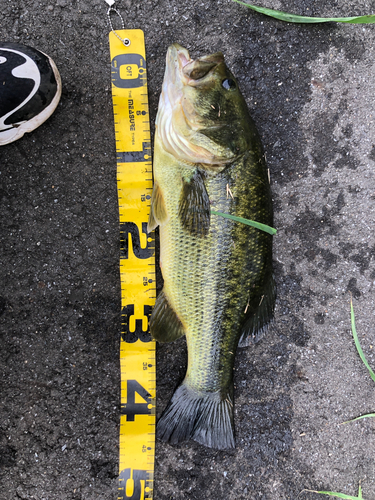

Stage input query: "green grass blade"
[
  {"left": 210, "top": 210, "right": 277, "bottom": 235},
  {"left": 342, "top": 413, "right": 375, "bottom": 425},
  {"left": 304, "top": 489, "right": 364, "bottom": 499},
  {"left": 232, "top": 1, "right": 375, "bottom": 24},
  {"left": 351, "top": 299, "right": 375, "bottom": 383}
]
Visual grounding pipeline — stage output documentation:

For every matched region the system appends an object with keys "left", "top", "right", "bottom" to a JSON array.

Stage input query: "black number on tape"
[
  {"left": 112, "top": 53, "right": 146, "bottom": 89},
  {"left": 120, "top": 222, "right": 155, "bottom": 260},
  {"left": 118, "top": 467, "right": 149, "bottom": 500},
  {"left": 121, "top": 380, "right": 152, "bottom": 421},
  {"left": 122, "top": 304, "right": 152, "bottom": 343}
]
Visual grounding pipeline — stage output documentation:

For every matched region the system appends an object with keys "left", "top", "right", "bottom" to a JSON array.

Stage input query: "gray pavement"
[{"left": 1, "top": 1, "right": 375, "bottom": 499}]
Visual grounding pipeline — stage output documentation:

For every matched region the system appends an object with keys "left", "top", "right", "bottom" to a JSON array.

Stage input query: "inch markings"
[{"left": 109, "top": 29, "right": 155, "bottom": 500}]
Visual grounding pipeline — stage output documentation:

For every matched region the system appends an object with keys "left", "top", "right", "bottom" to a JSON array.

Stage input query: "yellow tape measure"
[{"left": 109, "top": 29, "right": 156, "bottom": 500}]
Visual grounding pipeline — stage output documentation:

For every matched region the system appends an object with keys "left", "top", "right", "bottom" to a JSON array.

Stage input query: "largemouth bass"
[{"left": 148, "top": 44, "right": 275, "bottom": 449}]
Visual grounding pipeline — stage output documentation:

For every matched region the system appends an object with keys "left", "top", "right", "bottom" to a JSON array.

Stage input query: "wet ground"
[{"left": 1, "top": 1, "right": 375, "bottom": 499}]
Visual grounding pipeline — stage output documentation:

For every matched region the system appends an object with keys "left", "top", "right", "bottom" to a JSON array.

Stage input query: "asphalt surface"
[{"left": 1, "top": 1, "right": 375, "bottom": 499}]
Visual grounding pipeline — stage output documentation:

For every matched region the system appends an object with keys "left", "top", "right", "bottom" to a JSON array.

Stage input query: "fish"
[{"left": 148, "top": 43, "right": 276, "bottom": 450}]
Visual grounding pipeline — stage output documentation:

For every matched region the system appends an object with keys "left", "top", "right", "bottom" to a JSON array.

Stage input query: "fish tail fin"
[{"left": 157, "top": 383, "right": 235, "bottom": 449}]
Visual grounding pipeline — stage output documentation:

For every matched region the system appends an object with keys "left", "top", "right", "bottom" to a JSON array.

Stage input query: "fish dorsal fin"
[
  {"left": 147, "top": 181, "right": 168, "bottom": 232},
  {"left": 238, "top": 274, "right": 276, "bottom": 347},
  {"left": 179, "top": 170, "right": 210, "bottom": 237},
  {"left": 150, "top": 290, "right": 185, "bottom": 343}
]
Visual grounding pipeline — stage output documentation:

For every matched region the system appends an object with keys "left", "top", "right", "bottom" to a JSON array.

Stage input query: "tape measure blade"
[{"left": 109, "top": 29, "right": 156, "bottom": 500}]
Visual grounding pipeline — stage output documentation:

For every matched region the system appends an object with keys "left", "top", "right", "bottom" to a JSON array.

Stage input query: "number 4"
[{"left": 121, "top": 380, "right": 153, "bottom": 422}]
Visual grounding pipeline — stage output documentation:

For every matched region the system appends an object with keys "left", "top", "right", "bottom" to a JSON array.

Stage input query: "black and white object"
[{"left": 0, "top": 42, "right": 62, "bottom": 145}]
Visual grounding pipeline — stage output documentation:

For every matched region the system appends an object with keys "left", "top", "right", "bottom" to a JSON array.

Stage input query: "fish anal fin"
[
  {"left": 147, "top": 181, "right": 168, "bottom": 232},
  {"left": 179, "top": 170, "right": 210, "bottom": 237},
  {"left": 150, "top": 290, "right": 185, "bottom": 343},
  {"left": 239, "top": 275, "right": 276, "bottom": 347}
]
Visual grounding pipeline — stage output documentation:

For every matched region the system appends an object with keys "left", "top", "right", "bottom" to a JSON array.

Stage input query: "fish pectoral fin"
[
  {"left": 150, "top": 290, "right": 185, "bottom": 343},
  {"left": 179, "top": 170, "right": 210, "bottom": 237},
  {"left": 239, "top": 274, "right": 276, "bottom": 347},
  {"left": 147, "top": 181, "right": 168, "bottom": 232}
]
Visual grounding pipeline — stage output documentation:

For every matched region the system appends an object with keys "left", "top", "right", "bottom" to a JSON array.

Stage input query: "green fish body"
[{"left": 148, "top": 44, "right": 275, "bottom": 449}]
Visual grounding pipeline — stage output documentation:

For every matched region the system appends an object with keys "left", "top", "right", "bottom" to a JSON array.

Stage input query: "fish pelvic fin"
[
  {"left": 179, "top": 170, "right": 210, "bottom": 237},
  {"left": 157, "top": 383, "right": 235, "bottom": 450},
  {"left": 239, "top": 274, "right": 276, "bottom": 347},
  {"left": 150, "top": 290, "right": 185, "bottom": 343},
  {"left": 147, "top": 181, "right": 168, "bottom": 232}
]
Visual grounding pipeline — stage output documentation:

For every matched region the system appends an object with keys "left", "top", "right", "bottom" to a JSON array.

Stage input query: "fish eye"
[{"left": 222, "top": 78, "right": 236, "bottom": 90}]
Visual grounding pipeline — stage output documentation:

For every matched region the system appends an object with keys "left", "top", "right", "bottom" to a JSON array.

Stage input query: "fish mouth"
[{"left": 167, "top": 43, "right": 224, "bottom": 83}]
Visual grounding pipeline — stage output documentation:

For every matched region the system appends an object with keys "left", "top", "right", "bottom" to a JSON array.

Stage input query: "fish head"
[{"left": 156, "top": 43, "right": 254, "bottom": 169}]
